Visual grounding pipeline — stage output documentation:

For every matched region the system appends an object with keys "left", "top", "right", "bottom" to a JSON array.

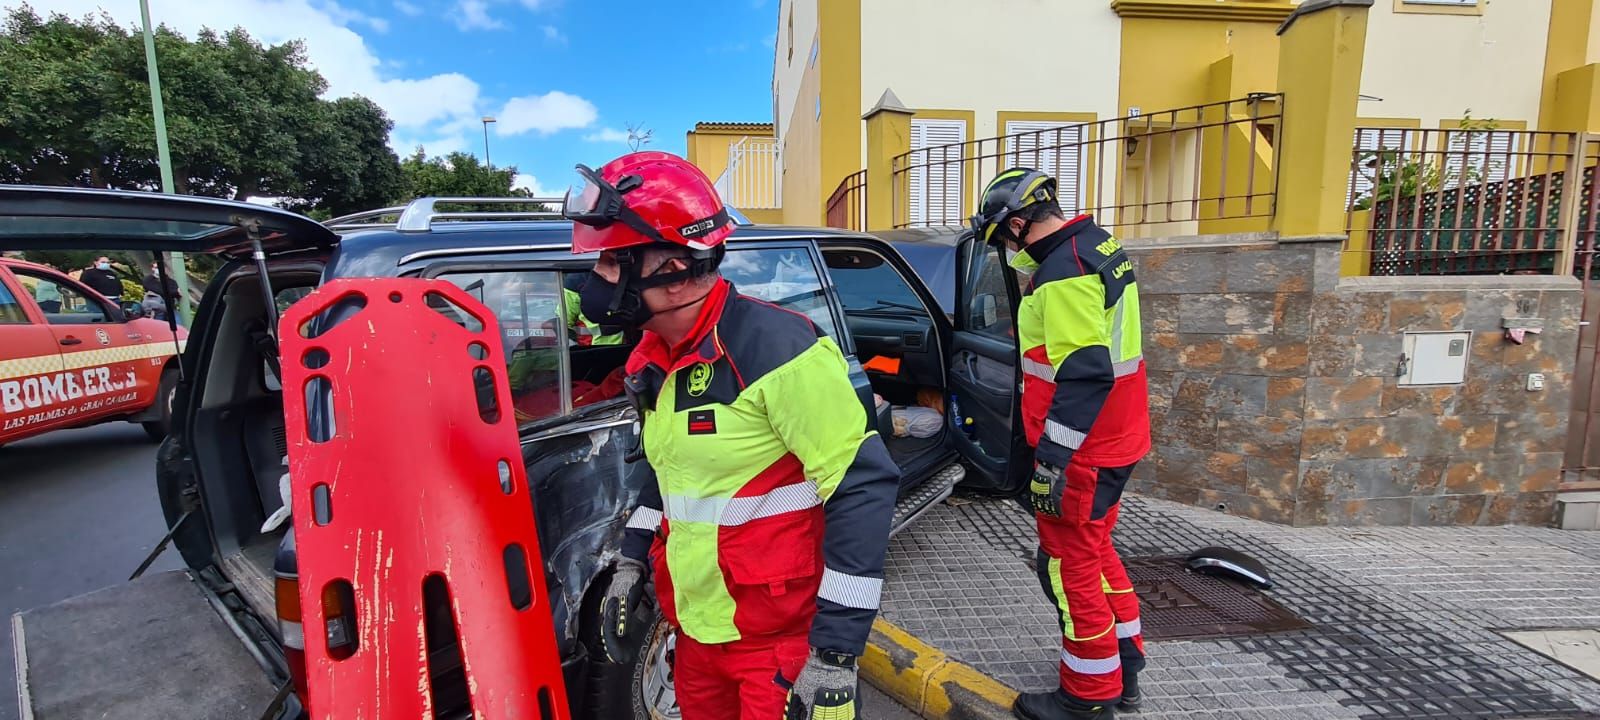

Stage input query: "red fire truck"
[{"left": 0, "top": 256, "right": 185, "bottom": 447}]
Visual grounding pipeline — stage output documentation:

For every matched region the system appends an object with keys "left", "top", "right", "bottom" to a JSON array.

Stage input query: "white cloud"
[
  {"left": 541, "top": 24, "right": 566, "bottom": 44},
  {"left": 513, "top": 173, "right": 556, "bottom": 197},
  {"left": 19, "top": 0, "right": 489, "bottom": 155},
  {"left": 394, "top": 0, "right": 423, "bottom": 16},
  {"left": 453, "top": 0, "right": 503, "bottom": 30},
  {"left": 584, "top": 128, "right": 630, "bottom": 144},
  {"left": 496, "top": 91, "right": 597, "bottom": 136}
]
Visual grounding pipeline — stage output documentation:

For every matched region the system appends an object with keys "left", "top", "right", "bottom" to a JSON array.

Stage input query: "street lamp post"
[
  {"left": 482, "top": 116, "right": 497, "bottom": 168},
  {"left": 138, "top": 0, "right": 192, "bottom": 323}
]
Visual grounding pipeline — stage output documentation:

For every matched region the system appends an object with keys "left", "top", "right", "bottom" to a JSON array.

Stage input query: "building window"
[
  {"left": 908, "top": 118, "right": 969, "bottom": 227},
  {"left": 787, "top": 5, "right": 795, "bottom": 63},
  {"left": 1004, "top": 120, "right": 1087, "bottom": 217},
  {"left": 815, "top": 96, "right": 821, "bottom": 121},
  {"left": 1395, "top": 0, "right": 1481, "bottom": 14},
  {"left": 808, "top": 37, "right": 819, "bottom": 68},
  {"left": 1348, "top": 127, "right": 1415, "bottom": 208}
]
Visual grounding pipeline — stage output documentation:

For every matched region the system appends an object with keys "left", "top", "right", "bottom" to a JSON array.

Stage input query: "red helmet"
[{"left": 565, "top": 151, "right": 735, "bottom": 255}]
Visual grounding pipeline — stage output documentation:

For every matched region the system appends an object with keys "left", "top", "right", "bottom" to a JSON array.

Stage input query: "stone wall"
[{"left": 1125, "top": 234, "right": 1583, "bottom": 526}]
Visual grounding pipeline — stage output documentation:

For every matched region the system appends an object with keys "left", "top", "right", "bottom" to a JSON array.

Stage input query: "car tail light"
[{"left": 275, "top": 574, "right": 308, "bottom": 702}]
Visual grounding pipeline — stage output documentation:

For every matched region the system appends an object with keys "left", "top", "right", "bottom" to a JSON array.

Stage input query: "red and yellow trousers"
[{"left": 1034, "top": 459, "right": 1146, "bottom": 704}]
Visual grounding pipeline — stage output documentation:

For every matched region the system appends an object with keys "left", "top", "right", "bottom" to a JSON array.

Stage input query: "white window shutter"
[
  {"left": 1349, "top": 127, "right": 1413, "bottom": 207},
  {"left": 910, "top": 119, "right": 967, "bottom": 226},
  {"left": 1444, "top": 129, "right": 1517, "bottom": 188},
  {"left": 1005, "top": 121, "right": 1085, "bottom": 216}
]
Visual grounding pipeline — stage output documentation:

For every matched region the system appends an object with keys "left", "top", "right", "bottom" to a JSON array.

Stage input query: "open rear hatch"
[{"left": 12, "top": 570, "right": 280, "bottom": 719}]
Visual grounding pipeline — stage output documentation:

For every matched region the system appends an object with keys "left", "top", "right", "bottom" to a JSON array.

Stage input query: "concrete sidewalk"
[{"left": 863, "top": 494, "right": 1600, "bottom": 719}]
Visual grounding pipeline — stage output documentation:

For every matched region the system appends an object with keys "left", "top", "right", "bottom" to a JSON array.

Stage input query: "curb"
[{"left": 860, "top": 617, "right": 1018, "bottom": 720}]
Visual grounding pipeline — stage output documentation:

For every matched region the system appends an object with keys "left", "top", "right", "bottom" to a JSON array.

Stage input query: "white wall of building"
[
  {"left": 857, "top": 0, "right": 1122, "bottom": 147},
  {"left": 1357, "top": 0, "right": 1551, "bottom": 127},
  {"left": 773, "top": 0, "right": 820, "bottom": 147}
]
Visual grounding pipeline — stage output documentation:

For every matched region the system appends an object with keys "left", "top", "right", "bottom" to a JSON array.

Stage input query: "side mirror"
[
  {"left": 120, "top": 301, "right": 145, "bottom": 320},
  {"left": 974, "top": 294, "right": 998, "bottom": 327}
]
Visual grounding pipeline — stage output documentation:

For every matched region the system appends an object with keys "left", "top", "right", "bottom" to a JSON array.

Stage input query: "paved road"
[
  {"left": 0, "top": 423, "right": 919, "bottom": 719},
  {"left": 0, "top": 423, "right": 182, "bottom": 720}
]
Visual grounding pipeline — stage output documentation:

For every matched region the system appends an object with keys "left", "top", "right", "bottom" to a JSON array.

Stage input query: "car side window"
[
  {"left": 435, "top": 268, "right": 627, "bottom": 428},
  {"left": 12, "top": 270, "right": 110, "bottom": 324},
  {"left": 0, "top": 277, "right": 28, "bottom": 324},
  {"left": 965, "top": 243, "right": 1014, "bottom": 339},
  {"left": 720, "top": 247, "right": 838, "bottom": 338},
  {"left": 827, "top": 251, "right": 927, "bottom": 314}
]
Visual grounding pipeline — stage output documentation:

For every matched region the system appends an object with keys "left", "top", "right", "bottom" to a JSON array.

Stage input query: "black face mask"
[{"left": 578, "top": 271, "right": 653, "bottom": 331}]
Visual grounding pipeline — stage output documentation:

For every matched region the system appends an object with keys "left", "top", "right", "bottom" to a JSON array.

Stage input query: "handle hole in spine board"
[
  {"left": 304, "top": 376, "right": 336, "bottom": 442},
  {"left": 303, "top": 348, "right": 329, "bottom": 370},
  {"left": 472, "top": 367, "right": 501, "bottom": 424},
  {"left": 497, "top": 459, "right": 514, "bottom": 495},
  {"left": 538, "top": 687, "right": 555, "bottom": 720},
  {"left": 503, "top": 543, "right": 533, "bottom": 611},
  {"left": 468, "top": 341, "right": 490, "bottom": 361},
  {"left": 422, "top": 574, "right": 472, "bottom": 718},
  {"left": 299, "top": 292, "right": 368, "bottom": 339},
  {"left": 321, "top": 579, "right": 359, "bottom": 660},
  {"left": 311, "top": 484, "right": 333, "bottom": 526}
]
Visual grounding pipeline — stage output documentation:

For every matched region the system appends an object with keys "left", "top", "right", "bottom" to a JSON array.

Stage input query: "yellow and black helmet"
[{"left": 968, "top": 168, "right": 1056, "bottom": 247}]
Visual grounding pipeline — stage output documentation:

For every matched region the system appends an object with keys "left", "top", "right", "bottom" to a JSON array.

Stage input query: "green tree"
[
  {"left": 0, "top": 6, "right": 402, "bottom": 216},
  {"left": 399, "top": 149, "right": 532, "bottom": 199}
]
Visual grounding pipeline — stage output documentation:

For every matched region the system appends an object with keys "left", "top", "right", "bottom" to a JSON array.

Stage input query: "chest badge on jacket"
[
  {"left": 687, "top": 362, "right": 713, "bottom": 397},
  {"left": 687, "top": 409, "right": 717, "bottom": 435}
]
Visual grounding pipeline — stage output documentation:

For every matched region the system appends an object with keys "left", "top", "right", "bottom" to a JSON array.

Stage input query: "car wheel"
[
  {"left": 141, "top": 369, "right": 177, "bottom": 442},
  {"left": 631, "top": 616, "right": 679, "bottom": 720}
]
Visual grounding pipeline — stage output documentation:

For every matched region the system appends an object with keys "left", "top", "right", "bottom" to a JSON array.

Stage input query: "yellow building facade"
[{"left": 695, "top": 0, "right": 1600, "bottom": 236}]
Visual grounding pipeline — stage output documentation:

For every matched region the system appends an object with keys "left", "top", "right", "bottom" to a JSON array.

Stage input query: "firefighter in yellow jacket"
[
  {"left": 566, "top": 152, "right": 900, "bottom": 720},
  {"left": 970, "top": 169, "right": 1151, "bottom": 720}
]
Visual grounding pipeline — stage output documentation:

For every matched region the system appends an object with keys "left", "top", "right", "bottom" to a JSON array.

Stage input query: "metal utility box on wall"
[{"left": 1399, "top": 331, "right": 1472, "bottom": 386}]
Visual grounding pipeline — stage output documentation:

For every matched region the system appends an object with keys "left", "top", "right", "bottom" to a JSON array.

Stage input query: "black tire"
[
  {"left": 141, "top": 369, "right": 177, "bottom": 441},
  {"left": 578, "top": 573, "right": 671, "bottom": 720}
]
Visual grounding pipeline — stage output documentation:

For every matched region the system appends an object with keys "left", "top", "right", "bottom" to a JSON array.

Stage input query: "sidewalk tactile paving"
[{"left": 879, "top": 494, "right": 1600, "bottom": 719}]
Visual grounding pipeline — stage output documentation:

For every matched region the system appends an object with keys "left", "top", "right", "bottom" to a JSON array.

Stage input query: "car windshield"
[{"left": 5, "top": 249, "right": 214, "bottom": 317}]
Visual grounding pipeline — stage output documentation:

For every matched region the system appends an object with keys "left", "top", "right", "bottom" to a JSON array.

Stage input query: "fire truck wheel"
[{"left": 141, "top": 369, "right": 177, "bottom": 442}]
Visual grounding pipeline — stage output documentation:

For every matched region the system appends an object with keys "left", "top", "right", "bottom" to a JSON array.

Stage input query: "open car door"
[
  {"left": 947, "top": 232, "right": 1030, "bottom": 495},
  {"left": 2, "top": 187, "right": 339, "bottom": 720}
]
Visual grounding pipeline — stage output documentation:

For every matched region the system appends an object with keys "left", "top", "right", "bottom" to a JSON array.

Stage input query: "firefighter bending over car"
[
  {"left": 970, "top": 169, "right": 1152, "bottom": 720},
  {"left": 567, "top": 151, "right": 900, "bottom": 720}
]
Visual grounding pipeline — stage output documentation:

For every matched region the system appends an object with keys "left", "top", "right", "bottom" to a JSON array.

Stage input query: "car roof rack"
[
  {"left": 323, "top": 196, "right": 567, "bottom": 233},
  {"left": 322, "top": 196, "right": 756, "bottom": 233}
]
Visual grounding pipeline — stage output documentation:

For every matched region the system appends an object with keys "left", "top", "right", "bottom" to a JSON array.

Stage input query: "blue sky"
[{"left": 19, "top": 0, "right": 780, "bottom": 198}]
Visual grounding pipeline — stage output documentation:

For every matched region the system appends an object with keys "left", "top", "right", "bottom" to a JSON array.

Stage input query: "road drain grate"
[{"left": 1125, "top": 555, "right": 1311, "bottom": 641}]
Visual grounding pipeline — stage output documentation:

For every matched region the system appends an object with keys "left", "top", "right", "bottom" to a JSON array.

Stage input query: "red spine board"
[{"left": 280, "top": 278, "right": 570, "bottom": 719}]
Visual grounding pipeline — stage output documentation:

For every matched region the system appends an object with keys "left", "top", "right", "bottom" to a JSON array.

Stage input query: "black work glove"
[
  {"left": 1029, "top": 461, "right": 1067, "bottom": 518},
  {"left": 784, "top": 650, "right": 859, "bottom": 720},
  {"left": 599, "top": 557, "right": 647, "bottom": 664}
]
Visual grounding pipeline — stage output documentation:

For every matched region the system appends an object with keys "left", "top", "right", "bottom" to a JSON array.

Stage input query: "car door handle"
[
  {"left": 962, "top": 355, "right": 1013, "bottom": 395},
  {"left": 59, "top": 337, "right": 83, "bottom": 346}
]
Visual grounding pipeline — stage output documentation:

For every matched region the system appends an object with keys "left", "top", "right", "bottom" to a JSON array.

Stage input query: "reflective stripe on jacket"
[
  {"left": 619, "top": 280, "right": 899, "bottom": 654},
  {"left": 1015, "top": 217, "right": 1151, "bottom": 468}
]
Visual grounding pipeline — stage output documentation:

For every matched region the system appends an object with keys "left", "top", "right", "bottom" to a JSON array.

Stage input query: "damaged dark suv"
[{"left": 3, "top": 188, "right": 1032, "bottom": 720}]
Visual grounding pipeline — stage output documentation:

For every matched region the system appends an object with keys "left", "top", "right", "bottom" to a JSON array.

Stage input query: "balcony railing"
[
  {"left": 889, "top": 95, "right": 1282, "bottom": 234},
  {"left": 713, "top": 137, "right": 781, "bottom": 209},
  {"left": 825, "top": 170, "right": 867, "bottom": 231}
]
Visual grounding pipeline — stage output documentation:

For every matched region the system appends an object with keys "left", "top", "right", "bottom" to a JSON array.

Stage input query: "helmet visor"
[{"left": 562, "top": 165, "right": 614, "bottom": 225}]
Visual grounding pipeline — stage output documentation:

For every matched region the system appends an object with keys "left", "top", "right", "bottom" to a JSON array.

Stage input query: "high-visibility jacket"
[
  {"left": 560, "top": 282, "right": 624, "bottom": 346},
  {"left": 617, "top": 279, "right": 900, "bottom": 654},
  {"left": 1012, "top": 216, "right": 1150, "bottom": 469}
]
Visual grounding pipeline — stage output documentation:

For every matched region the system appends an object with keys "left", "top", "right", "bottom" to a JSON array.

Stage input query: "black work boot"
[
  {"left": 1013, "top": 689, "right": 1115, "bottom": 719},
  {"left": 1117, "top": 669, "right": 1141, "bottom": 712},
  {"left": 1118, "top": 637, "right": 1145, "bottom": 712}
]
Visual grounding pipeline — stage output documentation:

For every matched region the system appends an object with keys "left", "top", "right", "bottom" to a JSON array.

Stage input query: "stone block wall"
[{"left": 1125, "top": 234, "right": 1583, "bottom": 527}]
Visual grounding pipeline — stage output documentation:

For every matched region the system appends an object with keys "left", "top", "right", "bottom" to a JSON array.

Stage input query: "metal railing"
[
  {"left": 889, "top": 95, "right": 1282, "bottom": 233},
  {"left": 825, "top": 170, "right": 867, "bottom": 231},
  {"left": 713, "top": 137, "right": 781, "bottom": 209},
  {"left": 1343, "top": 128, "right": 1595, "bottom": 276}
]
